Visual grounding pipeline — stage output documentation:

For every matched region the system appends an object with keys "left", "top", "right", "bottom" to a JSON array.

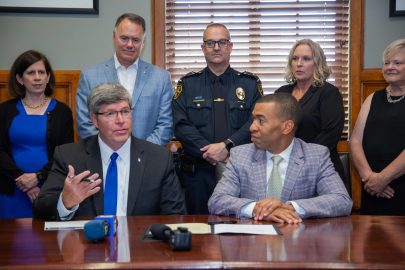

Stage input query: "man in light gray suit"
[
  {"left": 208, "top": 93, "right": 352, "bottom": 223},
  {"left": 76, "top": 13, "right": 173, "bottom": 145}
]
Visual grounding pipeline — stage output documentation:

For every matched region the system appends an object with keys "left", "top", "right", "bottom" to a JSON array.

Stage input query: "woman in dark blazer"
[
  {"left": 275, "top": 39, "right": 346, "bottom": 189},
  {"left": 0, "top": 50, "right": 73, "bottom": 218}
]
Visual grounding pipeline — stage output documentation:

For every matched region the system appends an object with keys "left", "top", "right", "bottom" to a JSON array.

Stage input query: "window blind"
[{"left": 165, "top": 0, "right": 350, "bottom": 139}]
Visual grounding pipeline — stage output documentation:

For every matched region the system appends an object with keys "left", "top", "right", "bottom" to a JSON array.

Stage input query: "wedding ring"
[{"left": 67, "top": 175, "right": 74, "bottom": 179}]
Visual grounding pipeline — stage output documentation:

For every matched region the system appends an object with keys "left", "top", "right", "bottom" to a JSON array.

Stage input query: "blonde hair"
[
  {"left": 383, "top": 38, "right": 405, "bottom": 62},
  {"left": 284, "top": 38, "right": 331, "bottom": 87}
]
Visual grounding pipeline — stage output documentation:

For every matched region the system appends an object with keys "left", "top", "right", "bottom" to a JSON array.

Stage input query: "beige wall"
[{"left": 0, "top": 0, "right": 152, "bottom": 70}]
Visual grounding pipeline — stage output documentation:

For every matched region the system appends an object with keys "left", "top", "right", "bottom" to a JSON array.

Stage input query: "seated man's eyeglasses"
[
  {"left": 203, "top": 39, "right": 230, "bottom": 48},
  {"left": 95, "top": 108, "right": 133, "bottom": 119}
]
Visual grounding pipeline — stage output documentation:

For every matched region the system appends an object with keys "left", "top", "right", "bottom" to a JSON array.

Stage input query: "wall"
[
  {"left": 364, "top": 0, "right": 405, "bottom": 68},
  {"left": 0, "top": 0, "right": 152, "bottom": 70}
]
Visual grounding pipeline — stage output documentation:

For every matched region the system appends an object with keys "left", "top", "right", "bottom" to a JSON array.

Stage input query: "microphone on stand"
[
  {"left": 149, "top": 223, "right": 192, "bottom": 251},
  {"left": 149, "top": 224, "right": 172, "bottom": 242}
]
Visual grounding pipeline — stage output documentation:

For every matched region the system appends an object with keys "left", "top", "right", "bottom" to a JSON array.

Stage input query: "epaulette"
[
  {"left": 238, "top": 71, "right": 259, "bottom": 80},
  {"left": 180, "top": 70, "right": 203, "bottom": 80},
  {"left": 174, "top": 70, "right": 203, "bottom": 100},
  {"left": 238, "top": 71, "right": 264, "bottom": 96}
]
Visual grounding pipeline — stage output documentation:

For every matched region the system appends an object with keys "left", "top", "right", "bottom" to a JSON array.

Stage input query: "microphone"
[
  {"left": 150, "top": 224, "right": 172, "bottom": 242},
  {"left": 149, "top": 223, "right": 192, "bottom": 251},
  {"left": 84, "top": 220, "right": 110, "bottom": 242}
]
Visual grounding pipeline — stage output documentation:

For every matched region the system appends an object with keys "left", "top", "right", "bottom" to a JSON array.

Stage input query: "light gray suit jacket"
[
  {"left": 208, "top": 138, "right": 352, "bottom": 219},
  {"left": 76, "top": 57, "right": 173, "bottom": 146}
]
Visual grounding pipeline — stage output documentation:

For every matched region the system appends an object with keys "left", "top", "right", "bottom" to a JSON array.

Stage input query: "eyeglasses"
[
  {"left": 95, "top": 108, "right": 133, "bottom": 120},
  {"left": 119, "top": 35, "right": 143, "bottom": 45},
  {"left": 203, "top": 39, "right": 230, "bottom": 48}
]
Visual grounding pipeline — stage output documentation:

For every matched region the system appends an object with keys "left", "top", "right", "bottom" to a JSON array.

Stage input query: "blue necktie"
[{"left": 104, "top": 152, "right": 118, "bottom": 215}]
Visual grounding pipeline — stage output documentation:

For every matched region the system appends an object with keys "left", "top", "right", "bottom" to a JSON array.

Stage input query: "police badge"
[{"left": 235, "top": 87, "right": 245, "bottom": 101}]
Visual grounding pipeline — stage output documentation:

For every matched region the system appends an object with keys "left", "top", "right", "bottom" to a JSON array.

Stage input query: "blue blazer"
[
  {"left": 76, "top": 57, "right": 173, "bottom": 146},
  {"left": 208, "top": 138, "right": 352, "bottom": 219}
]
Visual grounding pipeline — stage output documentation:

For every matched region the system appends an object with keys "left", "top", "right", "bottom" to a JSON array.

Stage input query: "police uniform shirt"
[{"left": 173, "top": 66, "right": 263, "bottom": 158}]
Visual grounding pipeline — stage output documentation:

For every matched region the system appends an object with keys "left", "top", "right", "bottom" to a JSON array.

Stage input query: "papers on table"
[
  {"left": 213, "top": 223, "right": 280, "bottom": 235},
  {"left": 44, "top": 220, "right": 90, "bottom": 231},
  {"left": 166, "top": 223, "right": 280, "bottom": 235}
]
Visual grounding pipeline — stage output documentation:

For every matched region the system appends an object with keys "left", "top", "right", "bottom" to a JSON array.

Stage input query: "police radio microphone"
[
  {"left": 150, "top": 223, "right": 192, "bottom": 251},
  {"left": 84, "top": 220, "right": 110, "bottom": 242}
]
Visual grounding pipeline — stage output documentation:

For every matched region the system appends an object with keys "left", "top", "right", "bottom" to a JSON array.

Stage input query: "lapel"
[
  {"left": 126, "top": 137, "right": 146, "bottom": 215},
  {"left": 252, "top": 148, "right": 268, "bottom": 199},
  {"left": 132, "top": 59, "right": 149, "bottom": 106},
  {"left": 282, "top": 139, "right": 305, "bottom": 200},
  {"left": 84, "top": 136, "right": 104, "bottom": 215},
  {"left": 104, "top": 57, "right": 119, "bottom": 82}
]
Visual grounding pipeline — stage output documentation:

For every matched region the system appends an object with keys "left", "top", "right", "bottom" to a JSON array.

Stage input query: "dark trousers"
[{"left": 182, "top": 166, "right": 216, "bottom": 214}]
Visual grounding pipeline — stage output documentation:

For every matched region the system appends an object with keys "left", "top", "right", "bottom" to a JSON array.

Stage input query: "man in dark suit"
[
  {"left": 34, "top": 83, "right": 185, "bottom": 220},
  {"left": 208, "top": 93, "right": 352, "bottom": 223}
]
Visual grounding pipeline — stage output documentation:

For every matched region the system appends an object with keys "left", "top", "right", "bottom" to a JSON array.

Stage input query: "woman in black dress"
[
  {"left": 350, "top": 39, "right": 405, "bottom": 215},
  {"left": 276, "top": 39, "right": 346, "bottom": 189}
]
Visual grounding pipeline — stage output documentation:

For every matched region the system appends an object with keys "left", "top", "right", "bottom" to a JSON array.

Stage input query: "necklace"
[
  {"left": 22, "top": 97, "right": 48, "bottom": 109},
  {"left": 386, "top": 87, "right": 405, "bottom": 104}
]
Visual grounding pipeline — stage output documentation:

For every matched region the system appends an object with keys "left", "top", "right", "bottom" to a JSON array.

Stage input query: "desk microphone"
[
  {"left": 150, "top": 223, "right": 172, "bottom": 241},
  {"left": 149, "top": 223, "right": 192, "bottom": 251},
  {"left": 84, "top": 220, "right": 110, "bottom": 242}
]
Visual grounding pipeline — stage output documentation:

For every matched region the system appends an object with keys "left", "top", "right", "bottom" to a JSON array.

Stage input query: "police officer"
[{"left": 173, "top": 23, "right": 263, "bottom": 214}]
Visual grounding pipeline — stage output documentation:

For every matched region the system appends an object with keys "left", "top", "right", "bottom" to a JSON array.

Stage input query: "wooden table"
[{"left": 0, "top": 215, "right": 404, "bottom": 269}]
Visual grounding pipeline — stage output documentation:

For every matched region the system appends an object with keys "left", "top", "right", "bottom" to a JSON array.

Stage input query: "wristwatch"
[
  {"left": 36, "top": 171, "right": 46, "bottom": 182},
  {"left": 223, "top": 139, "right": 235, "bottom": 152}
]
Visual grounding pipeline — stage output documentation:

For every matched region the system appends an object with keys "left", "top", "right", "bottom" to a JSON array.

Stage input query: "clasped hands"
[
  {"left": 15, "top": 173, "right": 40, "bottom": 202},
  {"left": 253, "top": 198, "right": 302, "bottom": 224},
  {"left": 61, "top": 165, "right": 102, "bottom": 210},
  {"left": 201, "top": 142, "right": 229, "bottom": 165},
  {"left": 362, "top": 172, "right": 394, "bottom": 199}
]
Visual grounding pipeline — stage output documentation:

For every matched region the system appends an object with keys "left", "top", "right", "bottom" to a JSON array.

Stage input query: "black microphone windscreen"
[
  {"left": 150, "top": 223, "right": 172, "bottom": 241},
  {"left": 84, "top": 220, "right": 110, "bottom": 242}
]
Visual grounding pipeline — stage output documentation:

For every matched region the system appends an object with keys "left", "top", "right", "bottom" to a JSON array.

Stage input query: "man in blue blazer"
[
  {"left": 76, "top": 13, "right": 173, "bottom": 146},
  {"left": 208, "top": 93, "right": 352, "bottom": 223}
]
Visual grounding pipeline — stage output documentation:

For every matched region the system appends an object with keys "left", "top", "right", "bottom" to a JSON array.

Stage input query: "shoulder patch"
[
  {"left": 174, "top": 70, "right": 204, "bottom": 100},
  {"left": 239, "top": 71, "right": 264, "bottom": 96},
  {"left": 173, "top": 81, "right": 183, "bottom": 100}
]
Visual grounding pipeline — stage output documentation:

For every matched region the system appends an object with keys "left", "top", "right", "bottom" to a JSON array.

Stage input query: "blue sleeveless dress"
[{"left": 0, "top": 99, "right": 56, "bottom": 218}]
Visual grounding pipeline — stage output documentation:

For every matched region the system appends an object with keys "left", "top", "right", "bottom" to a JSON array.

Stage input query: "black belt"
[{"left": 181, "top": 155, "right": 213, "bottom": 172}]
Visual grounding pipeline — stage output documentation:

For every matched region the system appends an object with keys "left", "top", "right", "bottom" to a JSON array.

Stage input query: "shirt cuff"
[
  {"left": 240, "top": 202, "right": 256, "bottom": 218},
  {"left": 287, "top": 201, "right": 305, "bottom": 217},
  {"left": 57, "top": 194, "right": 79, "bottom": 220}
]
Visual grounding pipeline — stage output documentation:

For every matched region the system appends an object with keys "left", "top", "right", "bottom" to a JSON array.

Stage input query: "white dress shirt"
[
  {"left": 114, "top": 53, "right": 138, "bottom": 97},
  {"left": 241, "top": 139, "right": 305, "bottom": 218},
  {"left": 98, "top": 136, "right": 131, "bottom": 216},
  {"left": 58, "top": 137, "right": 131, "bottom": 219}
]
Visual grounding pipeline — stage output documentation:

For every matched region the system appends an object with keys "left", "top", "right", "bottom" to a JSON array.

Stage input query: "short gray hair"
[
  {"left": 203, "top": 23, "right": 231, "bottom": 40},
  {"left": 87, "top": 83, "right": 131, "bottom": 114}
]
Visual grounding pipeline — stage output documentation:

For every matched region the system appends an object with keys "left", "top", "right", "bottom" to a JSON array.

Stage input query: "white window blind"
[{"left": 165, "top": 0, "right": 350, "bottom": 139}]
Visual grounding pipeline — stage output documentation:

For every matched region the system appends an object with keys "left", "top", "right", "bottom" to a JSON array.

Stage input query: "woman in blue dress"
[{"left": 0, "top": 50, "right": 74, "bottom": 218}]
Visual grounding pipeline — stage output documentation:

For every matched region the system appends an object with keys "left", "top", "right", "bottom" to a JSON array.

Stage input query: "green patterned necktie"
[{"left": 267, "top": 155, "right": 283, "bottom": 199}]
